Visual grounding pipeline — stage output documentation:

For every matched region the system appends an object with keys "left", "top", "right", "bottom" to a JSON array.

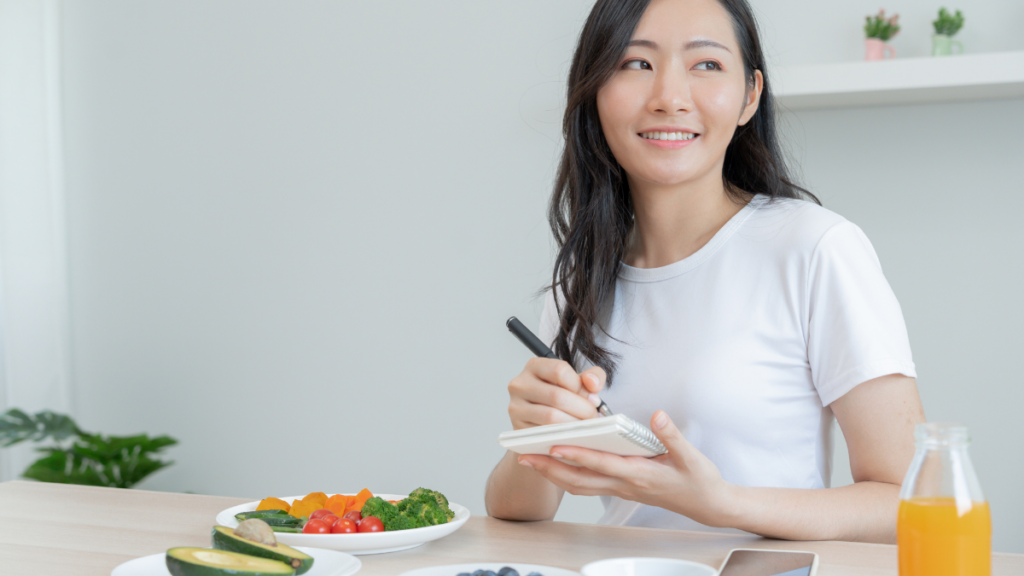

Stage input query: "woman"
[{"left": 484, "top": 0, "right": 925, "bottom": 544}]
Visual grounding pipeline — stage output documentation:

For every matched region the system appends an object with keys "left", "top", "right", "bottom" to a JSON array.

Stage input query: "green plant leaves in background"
[
  {"left": 0, "top": 409, "right": 83, "bottom": 447},
  {"left": 23, "top": 434, "right": 177, "bottom": 488},
  {"left": 1, "top": 408, "right": 177, "bottom": 488}
]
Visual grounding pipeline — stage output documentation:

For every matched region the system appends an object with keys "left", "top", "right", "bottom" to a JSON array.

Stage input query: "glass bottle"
[{"left": 898, "top": 423, "right": 991, "bottom": 576}]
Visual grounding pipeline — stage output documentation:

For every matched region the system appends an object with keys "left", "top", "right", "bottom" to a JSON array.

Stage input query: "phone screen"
[{"left": 719, "top": 550, "right": 816, "bottom": 576}]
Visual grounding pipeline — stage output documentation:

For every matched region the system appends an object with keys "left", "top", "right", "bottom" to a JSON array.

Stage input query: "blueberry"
[
  {"left": 484, "top": 571, "right": 498, "bottom": 576},
  {"left": 498, "top": 568, "right": 519, "bottom": 576},
  {"left": 472, "top": 571, "right": 485, "bottom": 576}
]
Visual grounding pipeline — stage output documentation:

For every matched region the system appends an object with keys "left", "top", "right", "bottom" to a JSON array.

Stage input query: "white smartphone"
[{"left": 717, "top": 548, "right": 819, "bottom": 576}]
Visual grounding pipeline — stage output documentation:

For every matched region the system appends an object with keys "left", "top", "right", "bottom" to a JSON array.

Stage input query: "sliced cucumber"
[
  {"left": 212, "top": 526, "right": 314, "bottom": 575},
  {"left": 236, "top": 510, "right": 288, "bottom": 518},
  {"left": 235, "top": 513, "right": 301, "bottom": 527},
  {"left": 165, "top": 547, "right": 294, "bottom": 576},
  {"left": 270, "top": 526, "right": 303, "bottom": 533}
]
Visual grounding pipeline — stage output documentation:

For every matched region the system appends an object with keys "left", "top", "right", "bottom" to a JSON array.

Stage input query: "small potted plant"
[
  {"left": 863, "top": 9, "right": 900, "bottom": 61},
  {"left": 932, "top": 8, "right": 965, "bottom": 56}
]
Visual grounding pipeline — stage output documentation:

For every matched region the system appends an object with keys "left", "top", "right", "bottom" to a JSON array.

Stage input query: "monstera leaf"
[
  {"left": 1, "top": 408, "right": 177, "bottom": 488},
  {"left": 0, "top": 409, "right": 82, "bottom": 447}
]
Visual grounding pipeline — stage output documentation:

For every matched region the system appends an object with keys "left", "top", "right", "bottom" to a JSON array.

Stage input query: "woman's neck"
[{"left": 624, "top": 169, "right": 751, "bottom": 269}]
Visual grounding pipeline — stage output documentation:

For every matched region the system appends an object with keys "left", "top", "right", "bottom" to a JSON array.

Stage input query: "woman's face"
[{"left": 596, "top": 0, "right": 762, "bottom": 189}]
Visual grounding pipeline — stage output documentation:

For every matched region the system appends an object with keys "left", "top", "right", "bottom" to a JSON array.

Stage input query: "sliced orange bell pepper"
[
  {"left": 301, "top": 492, "right": 328, "bottom": 508},
  {"left": 289, "top": 498, "right": 321, "bottom": 519},
  {"left": 325, "top": 494, "right": 348, "bottom": 516},
  {"left": 256, "top": 497, "right": 291, "bottom": 513},
  {"left": 350, "top": 488, "right": 374, "bottom": 512}
]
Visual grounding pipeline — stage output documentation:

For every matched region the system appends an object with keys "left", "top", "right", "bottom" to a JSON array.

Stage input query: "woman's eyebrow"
[
  {"left": 627, "top": 38, "right": 732, "bottom": 53},
  {"left": 684, "top": 39, "right": 731, "bottom": 53}
]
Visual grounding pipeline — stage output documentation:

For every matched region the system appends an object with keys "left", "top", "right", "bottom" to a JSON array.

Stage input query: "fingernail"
[
  {"left": 518, "top": 458, "right": 534, "bottom": 469},
  {"left": 653, "top": 411, "right": 669, "bottom": 429},
  {"left": 550, "top": 452, "right": 563, "bottom": 459},
  {"left": 588, "top": 393, "right": 602, "bottom": 407}
]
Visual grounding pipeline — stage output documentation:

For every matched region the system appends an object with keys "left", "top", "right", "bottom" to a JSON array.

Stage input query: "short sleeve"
[{"left": 807, "top": 221, "right": 916, "bottom": 406}]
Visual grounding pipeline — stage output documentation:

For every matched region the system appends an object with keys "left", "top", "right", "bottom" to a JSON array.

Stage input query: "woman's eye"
[
  {"left": 694, "top": 61, "right": 722, "bottom": 71},
  {"left": 622, "top": 59, "right": 651, "bottom": 70}
]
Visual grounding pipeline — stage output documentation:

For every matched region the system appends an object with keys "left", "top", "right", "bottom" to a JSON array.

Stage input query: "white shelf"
[{"left": 774, "top": 50, "right": 1024, "bottom": 110}]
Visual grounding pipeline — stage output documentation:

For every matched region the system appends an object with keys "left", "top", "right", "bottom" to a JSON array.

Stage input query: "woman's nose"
[{"left": 648, "top": 68, "right": 693, "bottom": 114}]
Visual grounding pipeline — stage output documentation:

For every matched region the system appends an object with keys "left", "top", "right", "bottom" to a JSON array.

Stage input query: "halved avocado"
[
  {"left": 212, "top": 526, "right": 314, "bottom": 574},
  {"left": 166, "top": 547, "right": 294, "bottom": 576}
]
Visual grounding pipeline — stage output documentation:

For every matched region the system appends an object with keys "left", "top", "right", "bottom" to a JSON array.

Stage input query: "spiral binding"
[{"left": 618, "top": 416, "right": 668, "bottom": 455}]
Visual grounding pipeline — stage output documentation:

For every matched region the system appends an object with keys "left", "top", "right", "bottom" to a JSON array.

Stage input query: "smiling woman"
[{"left": 485, "top": 0, "right": 925, "bottom": 544}]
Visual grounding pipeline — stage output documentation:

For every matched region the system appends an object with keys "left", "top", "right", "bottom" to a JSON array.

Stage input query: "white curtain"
[{"left": 0, "top": 0, "right": 73, "bottom": 481}]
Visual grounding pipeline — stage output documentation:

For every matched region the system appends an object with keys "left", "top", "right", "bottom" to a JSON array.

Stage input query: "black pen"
[{"left": 506, "top": 316, "right": 613, "bottom": 417}]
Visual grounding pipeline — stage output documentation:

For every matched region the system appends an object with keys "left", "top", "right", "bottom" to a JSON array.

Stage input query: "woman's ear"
[{"left": 738, "top": 69, "right": 763, "bottom": 126}]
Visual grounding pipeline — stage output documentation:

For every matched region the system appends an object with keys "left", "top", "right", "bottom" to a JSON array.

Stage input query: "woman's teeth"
[{"left": 640, "top": 132, "right": 697, "bottom": 141}]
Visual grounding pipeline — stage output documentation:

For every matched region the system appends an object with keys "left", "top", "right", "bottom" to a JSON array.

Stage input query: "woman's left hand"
[{"left": 518, "top": 410, "right": 738, "bottom": 528}]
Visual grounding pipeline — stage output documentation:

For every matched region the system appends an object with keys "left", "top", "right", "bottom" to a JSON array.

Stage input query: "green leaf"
[
  {"left": 0, "top": 409, "right": 83, "bottom": 447},
  {"left": 23, "top": 434, "right": 177, "bottom": 488}
]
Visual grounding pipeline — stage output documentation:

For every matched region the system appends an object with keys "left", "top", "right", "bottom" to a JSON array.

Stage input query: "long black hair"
[{"left": 548, "top": 0, "right": 818, "bottom": 384}]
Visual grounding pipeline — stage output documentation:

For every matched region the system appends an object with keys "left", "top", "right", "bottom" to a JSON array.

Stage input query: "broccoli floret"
[
  {"left": 361, "top": 497, "right": 420, "bottom": 531},
  {"left": 409, "top": 488, "right": 455, "bottom": 522},
  {"left": 398, "top": 497, "right": 448, "bottom": 526}
]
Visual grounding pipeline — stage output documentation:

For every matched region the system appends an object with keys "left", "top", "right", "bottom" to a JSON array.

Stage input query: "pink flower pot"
[{"left": 865, "top": 38, "right": 896, "bottom": 60}]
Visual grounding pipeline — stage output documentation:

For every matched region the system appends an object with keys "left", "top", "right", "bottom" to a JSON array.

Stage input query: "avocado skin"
[
  {"left": 166, "top": 547, "right": 295, "bottom": 576},
  {"left": 211, "top": 526, "right": 314, "bottom": 575}
]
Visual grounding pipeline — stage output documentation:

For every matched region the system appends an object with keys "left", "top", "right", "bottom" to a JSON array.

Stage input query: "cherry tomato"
[
  {"left": 358, "top": 516, "right": 384, "bottom": 533},
  {"left": 331, "top": 518, "right": 358, "bottom": 534},
  {"left": 343, "top": 511, "right": 362, "bottom": 523},
  {"left": 309, "top": 509, "right": 334, "bottom": 521},
  {"left": 320, "top": 514, "right": 340, "bottom": 526},
  {"left": 302, "top": 519, "right": 331, "bottom": 534}
]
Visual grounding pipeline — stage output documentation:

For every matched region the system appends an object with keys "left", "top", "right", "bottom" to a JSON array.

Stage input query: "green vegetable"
[
  {"left": 269, "top": 526, "right": 302, "bottom": 533},
  {"left": 212, "top": 526, "right": 314, "bottom": 575},
  {"left": 361, "top": 489, "right": 454, "bottom": 531},
  {"left": 408, "top": 487, "right": 455, "bottom": 521},
  {"left": 234, "top": 512, "right": 301, "bottom": 527},
  {"left": 398, "top": 497, "right": 447, "bottom": 526},
  {"left": 235, "top": 510, "right": 288, "bottom": 518},
  {"left": 165, "top": 547, "right": 294, "bottom": 576},
  {"left": 360, "top": 497, "right": 420, "bottom": 530}
]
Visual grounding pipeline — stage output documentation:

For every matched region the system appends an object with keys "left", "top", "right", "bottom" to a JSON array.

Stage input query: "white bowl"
[
  {"left": 581, "top": 557, "right": 716, "bottom": 576},
  {"left": 215, "top": 493, "right": 469, "bottom": 555},
  {"left": 399, "top": 563, "right": 579, "bottom": 576}
]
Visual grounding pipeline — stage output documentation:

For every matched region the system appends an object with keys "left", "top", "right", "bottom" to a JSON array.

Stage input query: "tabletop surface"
[{"left": 1, "top": 481, "right": 1020, "bottom": 576}]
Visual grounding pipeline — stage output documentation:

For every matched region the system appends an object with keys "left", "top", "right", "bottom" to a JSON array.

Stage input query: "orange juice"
[{"left": 898, "top": 497, "right": 991, "bottom": 576}]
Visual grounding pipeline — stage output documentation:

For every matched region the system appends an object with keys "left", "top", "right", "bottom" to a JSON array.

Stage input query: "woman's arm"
[
  {"left": 520, "top": 373, "right": 925, "bottom": 543},
  {"left": 726, "top": 374, "right": 924, "bottom": 542},
  {"left": 485, "top": 450, "right": 565, "bottom": 521}
]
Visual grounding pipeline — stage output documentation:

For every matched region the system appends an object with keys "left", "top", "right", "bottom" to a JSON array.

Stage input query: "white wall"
[{"left": 56, "top": 0, "right": 1023, "bottom": 553}]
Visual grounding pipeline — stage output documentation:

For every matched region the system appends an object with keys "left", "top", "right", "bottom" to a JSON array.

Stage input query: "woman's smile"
[{"left": 638, "top": 127, "right": 701, "bottom": 149}]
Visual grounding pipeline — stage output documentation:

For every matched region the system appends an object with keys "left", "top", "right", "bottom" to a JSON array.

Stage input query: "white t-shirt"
[{"left": 537, "top": 194, "right": 916, "bottom": 532}]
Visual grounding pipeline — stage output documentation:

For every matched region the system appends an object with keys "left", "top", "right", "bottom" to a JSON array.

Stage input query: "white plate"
[
  {"left": 580, "top": 558, "right": 716, "bottom": 576},
  {"left": 111, "top": 546, "right": 360, "bottom": 576},
  {"left": 216, "top": 494, "right": 470, "bottom": 555},
  {"left": 398, "top": 563, "right": 580, "bottom": 576}
]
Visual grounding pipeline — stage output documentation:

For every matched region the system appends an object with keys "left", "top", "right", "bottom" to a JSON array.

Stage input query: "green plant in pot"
[
  {"left": 932, "top": 8, "right": 965, "bottom": 56},
  {"left": 0, "top": 408, "right": 177, "bottom": 488},
  {"left": 863, "top": 9, "right": 900, "bottom": 60}
]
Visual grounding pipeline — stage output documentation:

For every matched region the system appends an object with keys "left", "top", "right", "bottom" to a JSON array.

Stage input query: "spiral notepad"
[{"left": 498, "top": 414, "right": 668, "bottom": 461}]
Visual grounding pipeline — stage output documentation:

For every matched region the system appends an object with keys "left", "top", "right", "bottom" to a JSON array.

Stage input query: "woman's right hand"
[{"left": 507, "top": 358, "right": 606, "bottom": 430}]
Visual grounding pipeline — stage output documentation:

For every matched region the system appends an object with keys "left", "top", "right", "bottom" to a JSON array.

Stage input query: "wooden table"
[{"left": 1, "top": 481, "right": 1020, "bottom": 575}]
